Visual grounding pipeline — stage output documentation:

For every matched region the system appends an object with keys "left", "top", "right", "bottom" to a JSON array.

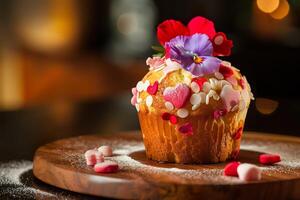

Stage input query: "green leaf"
[
  {"left": 151, "top": 45, "right": 165, "bottom": 53},
  {"left": 152, "top": 52, "right": 164, "bottom": 58}
]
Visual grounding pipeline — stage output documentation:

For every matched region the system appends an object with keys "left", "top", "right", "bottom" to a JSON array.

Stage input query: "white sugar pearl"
[
  {"left": 146, "top": 95, "right": 153, "bottom": 107},
  {"left": 214, "top": 72, "right": 224, "bottom": 80},
  {"left": 137, "top": 97, "right": 142, "bottom": 103},
  {"left": 98, "top": 146, "right": 113, "bottom": 157},
  {"left": 199, "top": 92, "right": 206, "bottom": 103},
  {"left": 177, "top": 108, "right": 189, "bottom": 118},
  {"left": 202, "top": 82, "right": 211, "bottom": 93},
  {"left": 184, "top": 77, "right": 191, "bottom": 85},
  {"left": 237, "top": 163, "right": 262, "bottom": 181},
  {"left": 144, "top": 80, "right": 150, "bottom": 91},
  {"left": 192, "top": 104, "right": 200, "bottom": 111},
  {"left": 191, "top": 82, "right": 200, "bottom": 93},
  {"left": 190, "top": 93, "right": 201, "bottom": 105},
  {"left": 135, "top": 104, "right": 139, "bottom": 112},
  {"left": 165, "top": 101, "right": 174, "bottom": 111},
  {"left": 136, "top": 81, "right": 144, "bottom": 92},
  {"left": 214, "top": 35, "right": 224, "bottom": 45}
]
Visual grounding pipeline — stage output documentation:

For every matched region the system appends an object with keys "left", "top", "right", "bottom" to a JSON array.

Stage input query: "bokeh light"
[
  {"left": 257, "top": 0, "right": 279, "bottom": 13},
  {"left": 270, "top": 0, "right": 290, "bottom": 20}
]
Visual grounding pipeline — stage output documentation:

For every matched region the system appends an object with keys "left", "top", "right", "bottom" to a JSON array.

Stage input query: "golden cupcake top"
[{"left": 131, "top": 16, "right": 254, "bottom": 135}]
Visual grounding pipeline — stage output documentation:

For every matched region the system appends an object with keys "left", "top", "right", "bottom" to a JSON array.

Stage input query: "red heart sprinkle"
[
  {"left": 219, "top": 64, "right": 234, "bottom": 78},
  {"left": 259, "top": 154, "right": 281, "bottom": 165},
  {"left": 223, "top": 161, "right": 240, "bottom": 177},
  {"left": 232, "top": 127, "right": 243, "bottom": 140},
  {"left": 147, "top": 81, "right": 159, "bottom": 95},
  {"left": 161, "top": 112, "right": 171, "bottom": 120},
  {"left": 169, "top": 115, "right": 178, "bottom": 124},
  {"left": 191, "top": 77, "right": 207, "bottom": 90},
  {"left": 178, "top": 123, "right": 193, "bottom": 136}
]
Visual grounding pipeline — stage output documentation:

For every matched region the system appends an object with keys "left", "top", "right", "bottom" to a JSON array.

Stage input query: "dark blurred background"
[{"left": 0, "top": 0, "right": 300, "bottom": 160}]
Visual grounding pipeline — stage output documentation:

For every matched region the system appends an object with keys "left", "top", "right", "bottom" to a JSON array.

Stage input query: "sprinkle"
[
  {"left": 191, "top": 82, "right": 200, "bottom": 93},
  {"left": 165, "top": 101, "right": 174, "bottom": 111},
  {"left": 232, "top": 127, "right": 243, "bottom": 140},
  {"left": 202, "top": 82, "right": 211, "bottom": 93},
  {"left": 144, "top": 80, "right": 150, "bottom": 91},
  {"left": 191, "top": 77, "right": 207, "bottom": 91},
  {"left": 84, "top": 150, "right": 97, "bottom": 166},
  {"left": 259, "top": 154, "right": 281, "bottom": 165},
  {"left": 94, "top": 161, "right": 119, "bottom": 173},
  {"left": 237, "top": 163, "right": 262, "bottom": 181},
  {"left": 214, "top": 71, "right": 224, "bottom": 80},
  {"left": 178, "top": 123, "right": 193, "bottom": 136},
  {"left": 161, "top": 112, "right": 171, "bottom": 120},
  {"left": 136, "top": 81, "right": 144, "bottom": 92},
  {"left": 146, "top": 95, "right": 153, "bottom": 107},
  {"left": 135, "top": 104, "right": 140, "bottom": 112},
  {"left": 199, "top": 92, "right": 207, "bottom": 103},
  {"left": 95, "top": 151, "right": 104, "bottom": 163},
  {"left": 98, "top": 146, "right": 113, "bottom": 157},
  {"left": 192, "top": 104, "right": 201, "bottom": 111},
  {"left": 206, "top": 90, "right": 218, "bottom": 104},
  {"left": 190, "top": 93, "right": 202, "bottom": 105},
  {"left": 147, "top": 81, "right": 159, "bottom": 95},
  {"left": 177, "top": 108, "right": 189, "bottom": 118},
  {"left": 221, "top": 61, "right": 231, "bottom": 67},
  {"left": 231, "top": 104, "right": 239, "bottom": 112},
  {"left": 213, "top": 109, "right": 227, "bottom": 119},
  {"left": 163, "top": 83, "right": 190, "bottom": 108},
  {"left": 239, "top": 78, "right": 245, "bottom": 89},
  {"left": 169, "top": 115, "right": 178, "bottom": 124},
  {"left": 223, "top": 161, "right": 240, "bottom": 177},
  {"left": 137, "top": 97, "right": 142, "bottom": 103}
]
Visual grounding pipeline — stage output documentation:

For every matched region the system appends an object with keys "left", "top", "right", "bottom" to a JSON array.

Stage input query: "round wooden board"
[{"left": 33, "top": 131, "right": 300, "bottom": 200}]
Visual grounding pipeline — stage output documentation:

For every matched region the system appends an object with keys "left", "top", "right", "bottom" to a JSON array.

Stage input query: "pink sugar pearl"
[
  {"left": 98, "top": 145, "right": 113, "bottom": 157},
  {"left": 84, "top": 149, "right": 97, "bottom": 166},
  {"left": 94, "top": 161, "right": 119, "bottom": 173},
  {"left": 237, "top": 163, "right": 262, "bottom": 181}
]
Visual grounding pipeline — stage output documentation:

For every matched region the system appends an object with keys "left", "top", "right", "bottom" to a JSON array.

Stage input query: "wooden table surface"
[{"left": 33, "top": 131, "right": 300, "bottom": 200}]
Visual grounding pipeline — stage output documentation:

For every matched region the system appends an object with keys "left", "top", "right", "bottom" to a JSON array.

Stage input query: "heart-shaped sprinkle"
[
  {"left": 169, "top": 115, "right": 178, "bottom": 124},
  {"left": 219, "top": 64, "right": 234, "bottom": 78},
  {"left": 163, "top": 83, "right": 190, "bottom": 108},
  {"left": 147, "top": 81, "right": 159, "bottom": 95},
  {"left": 223, "top": 161, "right": 240, "bottom": 177},
  {"left": 213, "top": 109, "right": 227, "bottom": 119},
  {"left": 220, "top": 85, "right": 240, "bottom": 112},
  {"left": 192, "top": 77, "right": 207, "bottom": 91},
  {"left": 232, "top": 127, "right": 243, "bottom": 140},
  {"left": 177, "top": 108, "right": 189, "bottom": 118},
  {"left": 161, "top": 112, "right": 171, "bottom": 120},
  {"left": 94, "top": 161, "right": 119, "bottom": 173},
  {"left": 178, "top": 123, "right": 193, "bottom": 136},
  {"left": 259, "top": 154, "right": 281, "bottom": 165}
]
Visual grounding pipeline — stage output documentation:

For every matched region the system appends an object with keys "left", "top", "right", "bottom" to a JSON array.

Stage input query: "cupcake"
[{"left": 131, "top": 16, "right": 254, "bottom": 164}]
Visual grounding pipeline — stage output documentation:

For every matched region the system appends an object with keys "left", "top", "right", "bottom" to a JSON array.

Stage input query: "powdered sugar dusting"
[{"left": 59, "top": 134, "right": 300, "bottom": 185}]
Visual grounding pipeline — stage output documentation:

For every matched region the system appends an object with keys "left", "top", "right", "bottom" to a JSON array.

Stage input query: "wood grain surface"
[{"left": 33, "top": 131, "right": 300, "bottom": 200}]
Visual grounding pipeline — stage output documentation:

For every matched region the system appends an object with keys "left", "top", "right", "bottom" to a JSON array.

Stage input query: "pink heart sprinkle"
[
  {"left": 178, "top": 123, "right": 193, "bottom": 136},
  {"left": 213, "top": 109, "right": 227, "bottom": 119},
  {"left": 147, "top": 81, "right": 159, "bottom": 95},
  {"left": 163, "top": 83, "right": 190, "bottom": 108}
]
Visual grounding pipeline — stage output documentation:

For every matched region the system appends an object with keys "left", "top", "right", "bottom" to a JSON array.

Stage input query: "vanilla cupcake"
[{"left": 131, "top": 16, "right": 254, "bottom": 164}]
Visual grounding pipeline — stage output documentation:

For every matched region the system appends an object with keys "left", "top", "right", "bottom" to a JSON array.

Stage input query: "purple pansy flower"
[{"left": 166, "top": 33, "right": 221, "bottom": 76}]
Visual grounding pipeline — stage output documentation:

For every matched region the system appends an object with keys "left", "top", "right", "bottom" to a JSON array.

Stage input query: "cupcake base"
[{"left": 138, "top": 109, "right": 248, "bottom": 164}]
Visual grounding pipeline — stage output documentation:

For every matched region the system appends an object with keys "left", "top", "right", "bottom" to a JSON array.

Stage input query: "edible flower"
[{"left": 165, "top": 34, "right": 221, "bottom": 76}]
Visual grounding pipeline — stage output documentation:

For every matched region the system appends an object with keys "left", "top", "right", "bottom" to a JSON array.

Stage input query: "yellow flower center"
[{"left": 193, "top": 55, "right": 203, "bottom": 64}]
